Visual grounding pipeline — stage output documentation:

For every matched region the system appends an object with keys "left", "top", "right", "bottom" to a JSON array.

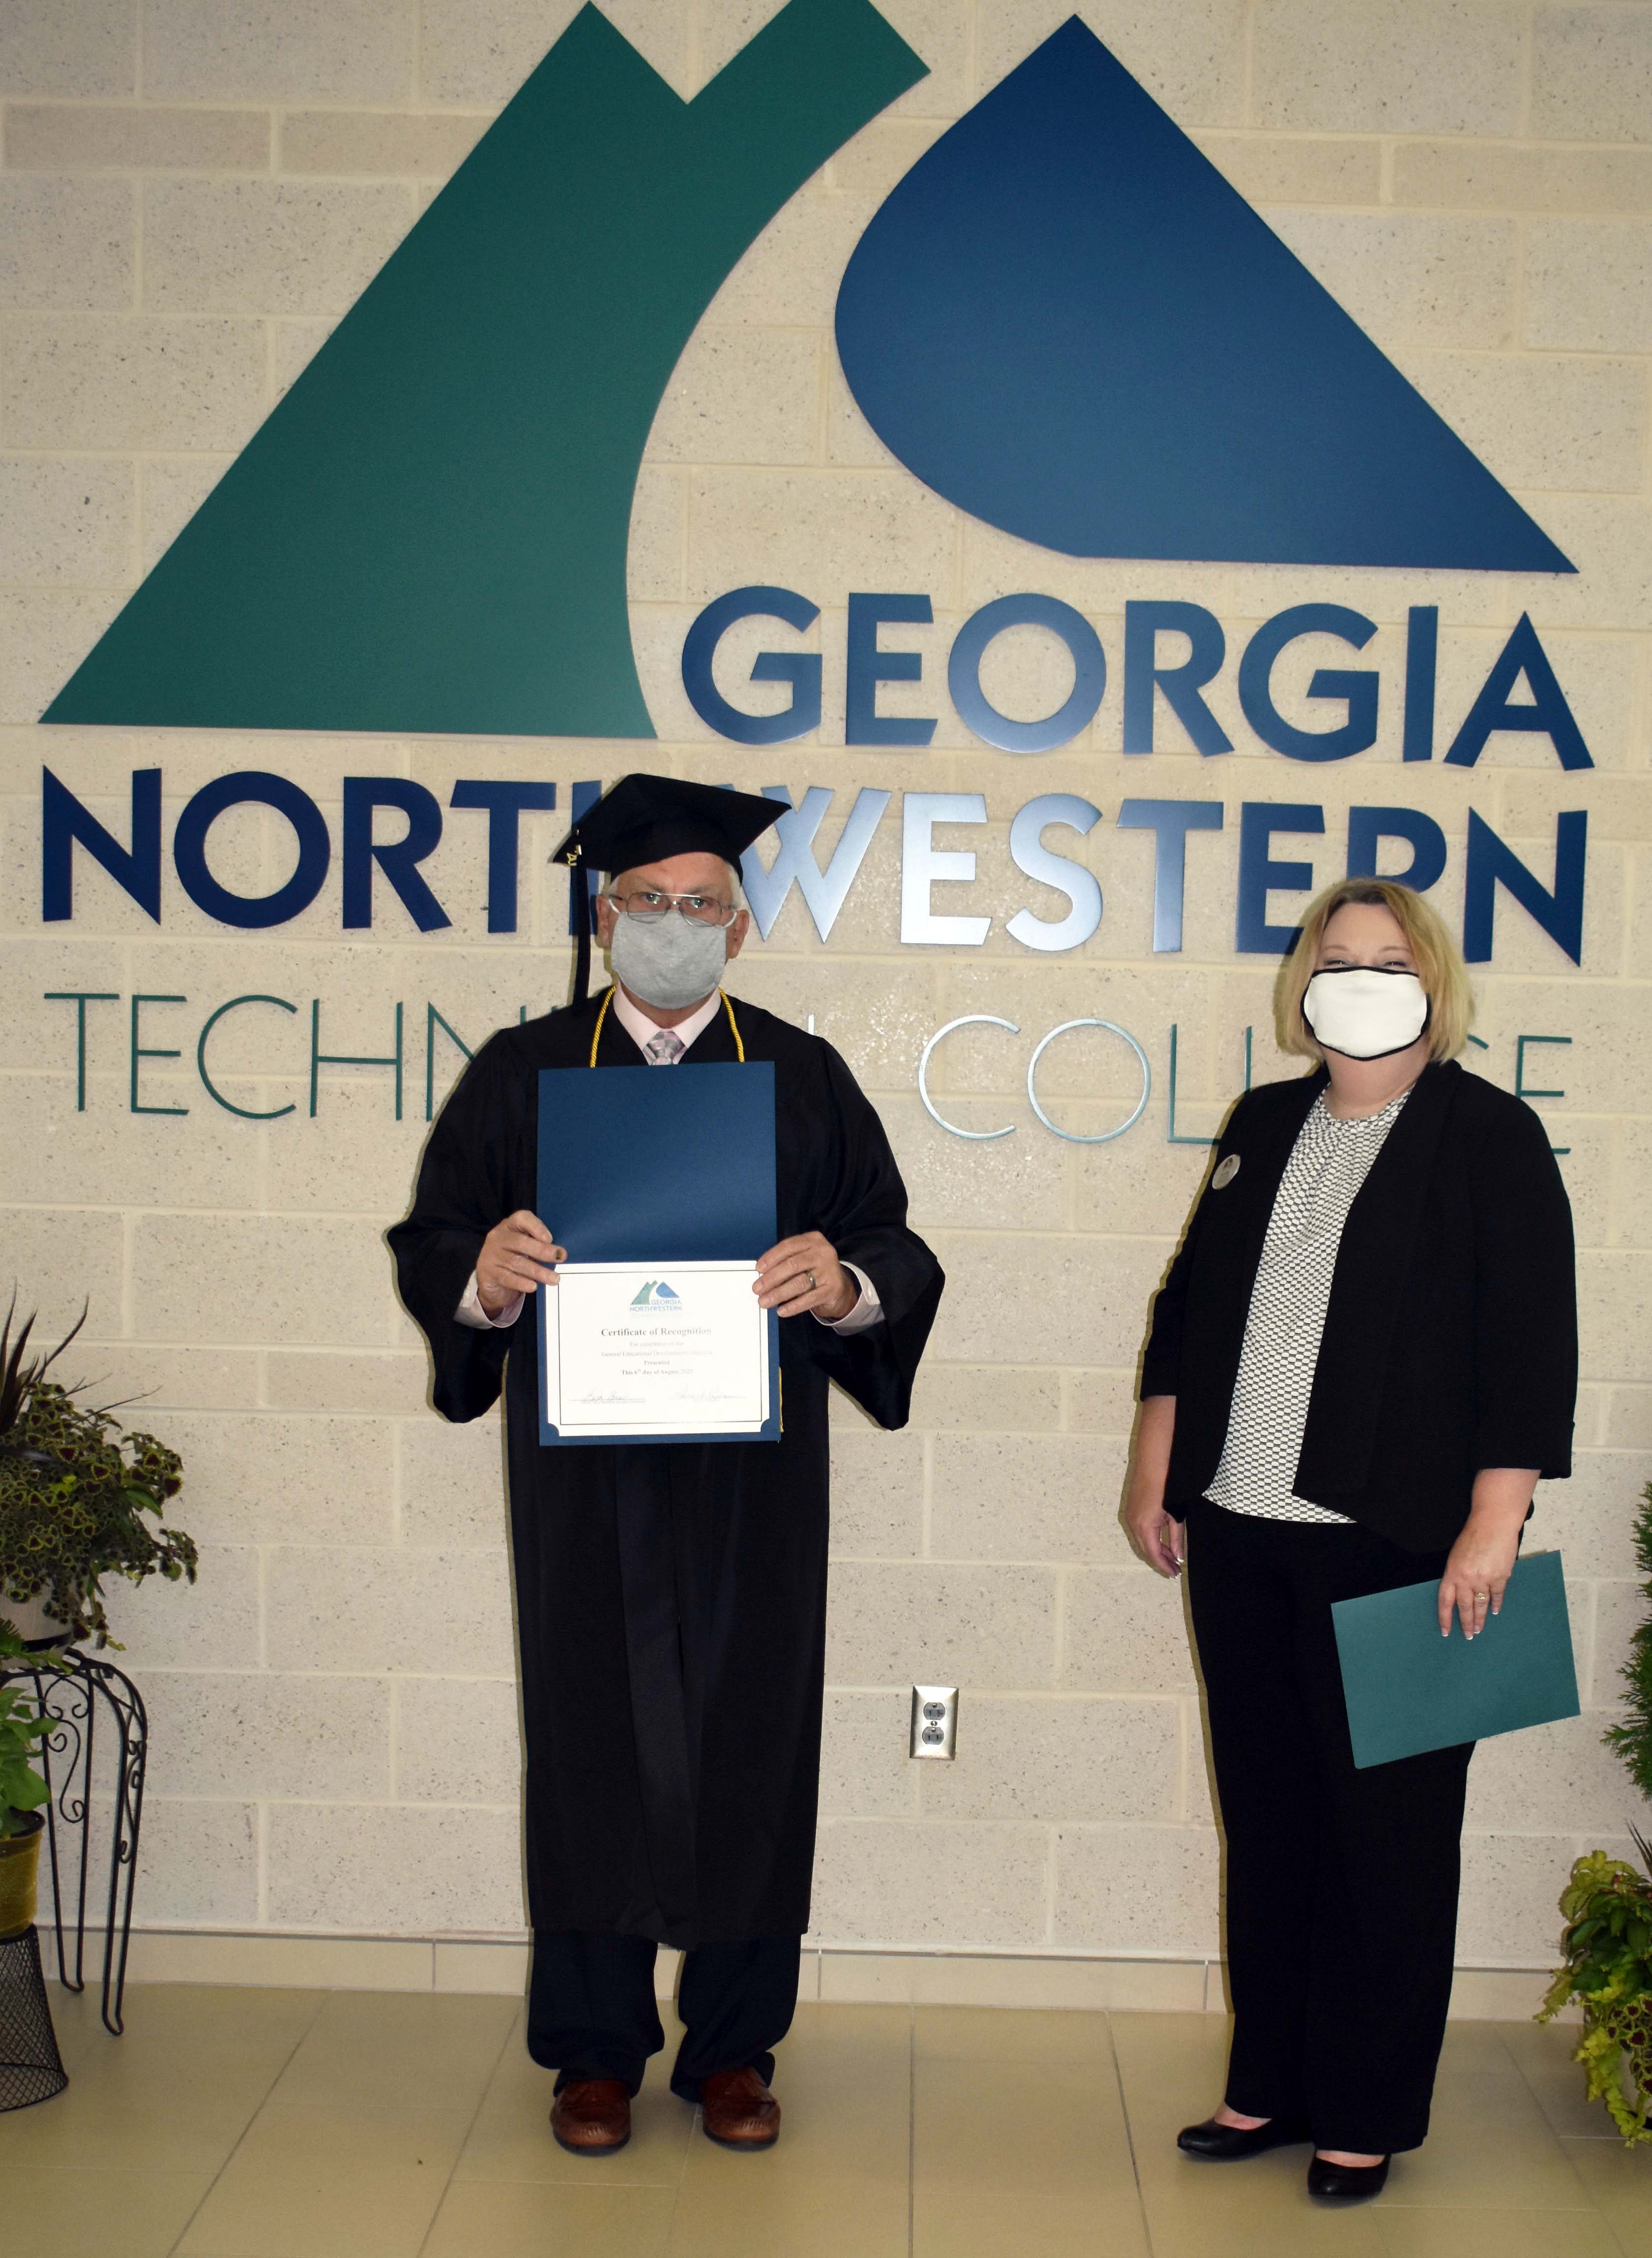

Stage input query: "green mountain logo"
[{"left": 43, "top": 0, "right": 924, "bottom": 738}]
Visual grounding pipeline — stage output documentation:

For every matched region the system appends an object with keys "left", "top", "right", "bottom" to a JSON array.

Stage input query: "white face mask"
[
  {"left": 607, "top": 907, "right": 731, "bottom": 1011},
  {"left": 1302, "top": 967, "right": 1429, "bottom": 1061}
]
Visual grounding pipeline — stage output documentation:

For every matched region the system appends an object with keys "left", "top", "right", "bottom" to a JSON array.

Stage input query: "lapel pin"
[{"left": 1212, "top": 1154, "right": 1241, "bottom": 1189}]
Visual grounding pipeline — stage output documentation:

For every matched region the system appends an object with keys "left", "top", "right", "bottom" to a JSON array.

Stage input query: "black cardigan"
[{"left": 1140, "top": 1059, "right": 1577, "bottom": 1553}]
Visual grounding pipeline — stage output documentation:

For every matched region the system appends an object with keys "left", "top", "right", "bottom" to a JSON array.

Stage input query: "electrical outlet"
[{"left": 909, "top": 1684, "right": 958, "bottom": 1761}]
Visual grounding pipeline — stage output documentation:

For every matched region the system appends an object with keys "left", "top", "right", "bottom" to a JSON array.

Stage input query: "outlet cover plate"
[{"left": 910, "top": 1684, "right": 958, "bottom": 1760}]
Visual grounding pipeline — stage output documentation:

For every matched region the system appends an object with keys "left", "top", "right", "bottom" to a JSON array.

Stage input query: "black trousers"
[
  {"left": 1186, "top": 1505, "right": 1474, "bottom": 2155},
  {"left": 526, "top": 1930, "right": 801, "bottom": 2102}
]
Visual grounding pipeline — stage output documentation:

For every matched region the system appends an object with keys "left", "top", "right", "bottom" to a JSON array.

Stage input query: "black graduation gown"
[{"left": 387, "top": 988, "right": 944, "bottom": 1947}]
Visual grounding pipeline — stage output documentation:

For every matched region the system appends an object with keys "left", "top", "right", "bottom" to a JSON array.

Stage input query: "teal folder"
[{"left": 1332, "top": 1552, "right": 1580, "bottom": 1770}]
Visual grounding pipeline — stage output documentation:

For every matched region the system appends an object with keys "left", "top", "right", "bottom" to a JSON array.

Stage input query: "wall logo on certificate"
[{"left": 627, "top": 1280, "right": 684, "bottom": 1310}]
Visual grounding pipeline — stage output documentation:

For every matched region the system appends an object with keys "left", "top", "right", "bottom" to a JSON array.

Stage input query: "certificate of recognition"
[
  {"left": 535, "top": 1060, "right": 781, "bottom": 1446},
  {"left": 541, "top": 1261, "right": 770, "bottom": 1441}
]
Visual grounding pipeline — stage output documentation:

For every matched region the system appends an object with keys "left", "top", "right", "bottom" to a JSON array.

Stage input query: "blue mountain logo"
[
  {"left": 836, "top": 16, "right": 1571, "bottom": 574},
  {"left": 43, "top": 5, "right": 1569, "bottom": 742}
]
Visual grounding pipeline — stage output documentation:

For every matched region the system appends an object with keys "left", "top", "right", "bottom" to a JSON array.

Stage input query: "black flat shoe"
[
  {"left": 1307, "top": 2154, "right": 1390, "bottom": 2201},
  {"left": 1177, "top": 2115, "right": 1314, "bottom": 2160}
]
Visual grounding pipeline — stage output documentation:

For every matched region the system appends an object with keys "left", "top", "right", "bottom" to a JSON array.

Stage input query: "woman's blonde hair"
[{"left": 1274, "top": 879, "right": 1475, "bottom": 1065}]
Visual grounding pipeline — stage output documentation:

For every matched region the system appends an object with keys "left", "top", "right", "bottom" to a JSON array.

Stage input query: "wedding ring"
[
  {"left": 807, "top": 1270, "right": 817, "bottom": 1288},
  {"left": 1474, "top": 1590, "right": 1488, "bottom": 1599}
]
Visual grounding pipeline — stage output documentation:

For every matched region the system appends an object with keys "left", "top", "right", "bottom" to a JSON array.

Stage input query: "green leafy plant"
[
  {"left": 0, "top": 1301, "right": 195, "bottom": 1649},
  {"left": 0, "top": 1619, "right": 59, "bottom": 1838},
  {"left": 1605, "top": 1482, "right": 1652, "bottom": 1797},
  {"left": 1540, "top": 1834, "right": 1652, "bottom": 2144},
  {"left": 1542, "top": 1480, "right": 1652, "bottom": 2143},
  {"left": 0, "top": 1695, "right": 49, "bottom": 1838}
]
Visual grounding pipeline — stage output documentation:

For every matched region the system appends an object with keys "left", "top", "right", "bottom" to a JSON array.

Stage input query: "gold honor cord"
[
  {"left": 588, "top": 983, "right": 615, "bottom": 1066},
  {"left": 587, "top": 986, "right": 745, "bottom": 1068}
]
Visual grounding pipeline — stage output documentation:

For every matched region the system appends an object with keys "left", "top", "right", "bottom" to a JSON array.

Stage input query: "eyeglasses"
[{"left": 601, "top": 890, "right": 740, "bottom": 928}]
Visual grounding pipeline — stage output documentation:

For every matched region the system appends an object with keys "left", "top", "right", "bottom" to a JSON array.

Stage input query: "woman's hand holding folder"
[{"left": 1436, "top": 1467, "right": 1540, "bottom": 1640}]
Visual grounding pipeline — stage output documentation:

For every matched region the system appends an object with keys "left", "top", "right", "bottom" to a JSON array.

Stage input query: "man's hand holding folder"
[{"left": 476, "top": 1210, "right": 566, "bottom": 1316}]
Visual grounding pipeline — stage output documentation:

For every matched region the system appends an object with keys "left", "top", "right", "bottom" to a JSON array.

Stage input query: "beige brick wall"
[{"left": 0, "top": 0, "right": 1647, "bottom": 1962}]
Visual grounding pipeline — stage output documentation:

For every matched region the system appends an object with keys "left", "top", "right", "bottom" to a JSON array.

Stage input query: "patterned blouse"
[{"left": 1206, "top": 1088, "right": 1410, "bottom": 1525}]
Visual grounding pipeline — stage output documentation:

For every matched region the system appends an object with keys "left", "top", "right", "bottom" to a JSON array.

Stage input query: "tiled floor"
[{"left": 5, "top": 1982, "right": 1650, "bottom": 2257}]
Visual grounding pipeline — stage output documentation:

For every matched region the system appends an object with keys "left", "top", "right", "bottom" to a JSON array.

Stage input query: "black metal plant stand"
[{"left": 0, "top": 1645, "right": 147, "bottom": 2036}]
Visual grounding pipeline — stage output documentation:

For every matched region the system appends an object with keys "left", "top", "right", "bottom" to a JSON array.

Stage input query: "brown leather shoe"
[
  {"left": 550, "top": 2078, "right": 631, "bottom": 2154},
  {"left": 701, "top": 2066, "right": 781, "bottom": 2149}
]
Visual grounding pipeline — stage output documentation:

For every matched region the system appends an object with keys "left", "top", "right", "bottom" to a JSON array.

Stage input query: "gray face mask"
[{"left": 607, "top": 908, "right": 732, "bottom": 1011}]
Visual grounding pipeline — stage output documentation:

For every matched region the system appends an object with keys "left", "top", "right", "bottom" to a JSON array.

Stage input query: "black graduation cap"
[{"left": 552, "top": 773, "right": 783, "bottom": 1009}]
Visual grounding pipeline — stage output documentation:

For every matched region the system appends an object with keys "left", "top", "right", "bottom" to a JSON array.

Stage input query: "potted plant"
[
  {"left": 0, "top": 1621, "right": 58, "bottom": 1939},
  {"left": 1606, "top": 1479, "right": 1652, "bottom": 1800},
  {"left": 0, "top": 1303, "right": 194, "bottom": 1649},
  {"left": 1538, "top": 1480, "right": 1652, "bottom": 2144},
  {"left": 1538, "top": 1835, "right": 1652, "bottom": 2144}
]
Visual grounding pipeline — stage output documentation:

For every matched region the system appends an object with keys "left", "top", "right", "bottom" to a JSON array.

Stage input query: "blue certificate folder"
[
  {"left": 535, "top": 1064, "right": 780, "bottom": 1446},
  {"left": 1332, "top": 1551, "right": 1580, "bottom": 1770}
]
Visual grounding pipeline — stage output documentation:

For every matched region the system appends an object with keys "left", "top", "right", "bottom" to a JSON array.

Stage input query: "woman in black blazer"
[{"left": 1124, "top": 877, "right": 1575, "bottom": 2202}]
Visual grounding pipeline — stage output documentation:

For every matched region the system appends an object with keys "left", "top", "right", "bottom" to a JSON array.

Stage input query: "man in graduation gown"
[{"left": 388, "top": 776, "right": 944, "bottom": 2156}]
